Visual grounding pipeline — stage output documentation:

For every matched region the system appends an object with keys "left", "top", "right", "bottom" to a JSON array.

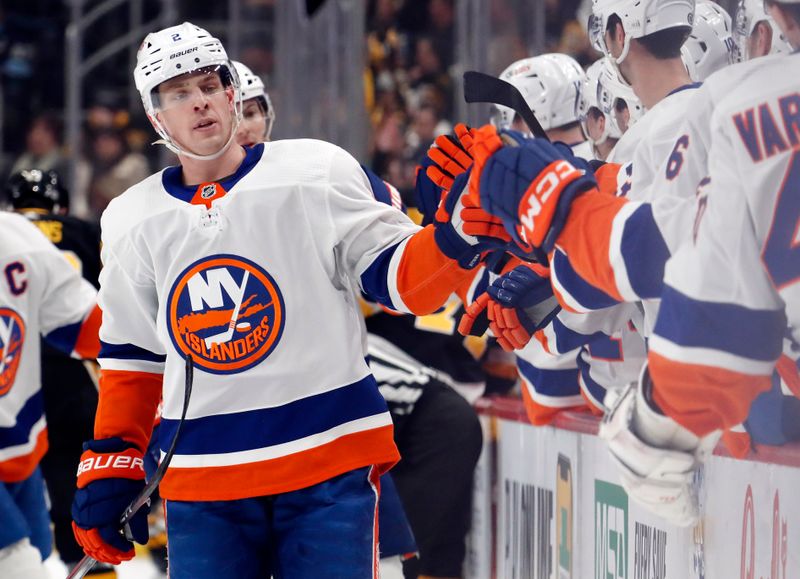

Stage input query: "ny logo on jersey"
[
  {"left": 167, "top": 254, "right": 285, "bottom": 374},
  {"left": 0, "top": 308, "right": 25, "bottom": 396}
]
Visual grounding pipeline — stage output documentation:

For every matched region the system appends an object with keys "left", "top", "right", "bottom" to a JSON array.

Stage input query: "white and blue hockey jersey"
[
  {"left": 0, "top": 213, "right": 99, "bottom": 482},
  {"left": 95, "top": 140, "right": 475, "bottom": 501}
]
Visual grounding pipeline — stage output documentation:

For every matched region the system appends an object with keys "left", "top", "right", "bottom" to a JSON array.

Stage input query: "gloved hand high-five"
[
  {"left": 433, "top": 170, "right": 510, "bottom": 269},
  {"left": 72, "top": 437, "right": 150, "bottom": 564},
  {"left": 426, "top": 123, "right": 476, "bottom": 191},
  {"left": 459, "top": 263, "right": 560, "bottom": 351},
  {"left": 468, "top": 125, "right": 597, "bottom": 256}
]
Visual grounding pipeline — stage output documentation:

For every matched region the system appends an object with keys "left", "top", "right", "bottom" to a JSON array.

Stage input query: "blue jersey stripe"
[
  {"left": 0, "top": 391, "right": 44, "bottom": 449},
  {"left": 44, "top": 320, "right": 82, "bottom": 356},
  {"left": 553, "top": 250, "right": 619, "bottom": 310},
  {"left": 159, "top": 374, "right": 389, "bottom": 455},
  {"left": 516, "top": 357, "right": 580, "bottom": 397},
  {"left": 551, "top": 316, "right": 598, "bottom": 352},
  {"left": 361, "top": 165, "right": 399, "bottom": 209},
  {"left": 576, "top": 353, "right": 607, "bottom": 406},
  {"left": 99, "top": 341, "right": 167, "bottom": 363},
  {"left": 620, "top": 205, "right": 671, "bottom": 300},
  {"left": 655, "top": 285, "right": 785, "bottom": 362},
  {"left": 360, "top": 241, "right": 403, "bottom": 310}
]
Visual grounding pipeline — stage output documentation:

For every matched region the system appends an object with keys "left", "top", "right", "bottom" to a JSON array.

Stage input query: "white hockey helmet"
[
  {"left": 492, "top": 53, "right": 586, "bottom": 133},
  {"left": 134, "top": 22, "right": 242, "bottom": 160},
  {"left": 732, "top": 0, "right": 792, "bottom": 61},
  {"left": 233, "top": 61, "right": 276, "bottom": 141},
  {"left": 577, "top": 58, "right": 623, "bottom": 146},
  {"left": 589, "top": 0, "right": 696, "bottom": 63},
  {"left": 596, "top": 57, "right": 645, "bottom": 131},
  {"left": 681, "top": 1, "right": 735, "bottom": 81}
]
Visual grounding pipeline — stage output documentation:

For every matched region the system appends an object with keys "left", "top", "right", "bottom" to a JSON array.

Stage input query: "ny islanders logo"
[
  {"left": 167, "top": 255, "right": 285, "bottom": 374},
  {"left": 0, "top": 308, "right": 25, "bottom": 396}
]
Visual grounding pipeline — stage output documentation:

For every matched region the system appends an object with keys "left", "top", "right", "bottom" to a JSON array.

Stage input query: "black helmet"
[{"left": 5, "top": 169, "right": 69, "bottom": 213}]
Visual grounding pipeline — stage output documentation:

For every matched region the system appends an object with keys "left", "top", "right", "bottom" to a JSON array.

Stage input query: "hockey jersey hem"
[{"left": 158, "top": 424, "right": 399, "bottom": 501}]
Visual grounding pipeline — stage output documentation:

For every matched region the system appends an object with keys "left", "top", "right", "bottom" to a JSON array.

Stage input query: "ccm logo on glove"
[
  {"left": 76, "top": 449, "right": 145, "bottom": 487},
  {"left": 519, "top": 160, "right": 582, "bottom": 247}
]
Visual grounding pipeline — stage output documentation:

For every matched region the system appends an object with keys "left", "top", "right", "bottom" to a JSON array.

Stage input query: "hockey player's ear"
[{"left": 752, "top": 20, "right": 773, "bottom": 58}]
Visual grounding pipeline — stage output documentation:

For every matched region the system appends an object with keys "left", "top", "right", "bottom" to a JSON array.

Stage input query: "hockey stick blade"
[
  {"left": 463, "top": 71, "right": 549, "bottom": 141},
  {"left": 66, "top": 355, "right": 194, "bottom": 579}
]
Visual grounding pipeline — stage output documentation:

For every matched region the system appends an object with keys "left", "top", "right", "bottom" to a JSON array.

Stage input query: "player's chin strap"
[{"left": 151, "top": 110, "right": 242, "bottom": 162}]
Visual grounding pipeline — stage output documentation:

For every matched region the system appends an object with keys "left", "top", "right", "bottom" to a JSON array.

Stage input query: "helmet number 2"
[{"left": 171, "top": 33, "right": 182, "bottom": 42}]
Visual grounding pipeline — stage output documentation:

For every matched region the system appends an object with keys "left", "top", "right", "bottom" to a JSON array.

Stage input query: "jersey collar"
[
  {"left": 161, "top": 143, "right": 265, "bottom": 203},
  {"left": 667, "top": 82, "right": 702, "bottom": 97}
]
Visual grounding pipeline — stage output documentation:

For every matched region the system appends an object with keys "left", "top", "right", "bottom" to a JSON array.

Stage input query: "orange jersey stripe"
[
  {"left": 0, "top": 427, "right": 48, "bottom": 482},
  {"left": 74, "top": 304, "right": 102, "bottom": 359},
  {"left": 579, "top": 388, "right": 605, "bottom": 416},
  {"left": 775, "top": 354, "right": 800, "bottom": 398},
  {"left": 555, "top": 189, "right": 627, "bottom": 302},
  {"left": 397, "top": 225, "right": 475, "bottom": 315},
  {"left": 521, "top": 382, "right": 585, "bottom": 427},
  {"left": 158, "top": 425, "right": 399, "bottom": 501},
  {"left": 95, "top": 370, "right": 163, "bottom": 452},
  {"left": 650, "top": 351, "right": 773, "bottom": 437},
  {"left": 594, "top": 163, "right": 622, "bottom": 196}
]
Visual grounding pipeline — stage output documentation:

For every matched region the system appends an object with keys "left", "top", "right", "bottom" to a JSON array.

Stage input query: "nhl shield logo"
[
  {"left": 200, "top": 184, "right": 216, "bottom": 199},
  {"left": 0, "top": 308, "right": 25, "bottom": 396},
  {"left": 167, "top": 254, "right": 285, "bottom": 374}
]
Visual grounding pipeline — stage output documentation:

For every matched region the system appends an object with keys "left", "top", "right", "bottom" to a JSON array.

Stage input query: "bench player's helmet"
[
  {"left": 589, "top": 0, "right": 696, "bottom": 64},
  {"left": 595, "top": 57, "right": 646, "bottom": 132},
  {"left": 577, "top": 58, "right": 624, "bottom": 147},
  {"left": 134, "top": 22, "right": 242, "bottom": 160},
  {"left": 732, "top": 0, "right": 792, "bottom": 60},
  {"left": 5, "top": 169, "right": 69, "bottom": 213},
  {"left": 492, "top": 53, "right": 586, "bottom": 133},
  {"left": 5, "top": 169, "right": 69, "bottom": 214},
  {"left": 682, "top": 1, "right": 736, "bottom": 81},
  {"left": 232, "top": 61, "right": 276, "bottom": 141}
]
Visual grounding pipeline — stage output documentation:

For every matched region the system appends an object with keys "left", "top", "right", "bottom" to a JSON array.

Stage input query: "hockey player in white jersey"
[
  {"left": 493, "top": 54, "right": 594, "bottom": 159},
  {"left": 600, "top": 0, "right": 800, "bottom": 525},
  {"left": 461, "top": 0, "right": 800, "bottom": 524},
  {"left": 733, "top": 0, "right": 792, "bottom": 60},
  {"left": 69, "top": 22, "right": 508, "bottom": 578},
  {"left": 0, "top": 213, "right": 100, "bottom": 579},
  {"left": 578, "top": 58, "right": 624, "bottom": 161},
  {"left": 232, "top": 60, "right": 275, "bottom": 147}
]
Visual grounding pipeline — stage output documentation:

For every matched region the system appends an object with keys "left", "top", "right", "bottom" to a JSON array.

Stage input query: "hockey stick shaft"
[
  {"left": 462, "top": 71, "right": 549, "bottom": 140},
  {"left": 66, "top": 355, "right": 194, "bottom": 579}
]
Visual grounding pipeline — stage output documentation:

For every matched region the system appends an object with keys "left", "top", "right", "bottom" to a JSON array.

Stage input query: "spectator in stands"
[
  {"left": 9, "top": 112, "right": 68, "bottom": 178},
  {"left": 86, "top": 127, "right": 149, "bottom": 217}
]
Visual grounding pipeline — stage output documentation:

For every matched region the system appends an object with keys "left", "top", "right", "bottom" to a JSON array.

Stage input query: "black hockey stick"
[
  {"left": 67, "top": 354, "right": 194, "bottom": 579},
  {"left": 463, "top": 71, "right": 549, "bottom": 141}
]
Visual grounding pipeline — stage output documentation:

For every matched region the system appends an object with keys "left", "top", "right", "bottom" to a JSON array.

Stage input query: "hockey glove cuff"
[{"left": 72, "top": 437, "right": 149, "bottom": 564}]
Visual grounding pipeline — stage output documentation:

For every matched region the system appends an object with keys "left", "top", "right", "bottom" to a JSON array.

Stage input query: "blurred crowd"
[
  {"left": 1, "top": 0, "right": 596, "bottom": 219},
  {"left": 364, "top": 0, "right": 598, "bottom": 203}
]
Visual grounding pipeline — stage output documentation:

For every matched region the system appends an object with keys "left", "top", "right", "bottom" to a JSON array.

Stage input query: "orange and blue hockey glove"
[
  {"left": 469, "top": 125, "right": 597, "bottom": 257},
  {"left": 459, "top": 263, "right": 560, "bottom": 351},
  {"left": 72, "top": 437, "right": 150, "bottom": 565},
  {"left": 426, "top": 123, "right": 476, "bottom": 191},
  {"left": 433, "top": 170, "right": 511, "bottom": 269}
]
